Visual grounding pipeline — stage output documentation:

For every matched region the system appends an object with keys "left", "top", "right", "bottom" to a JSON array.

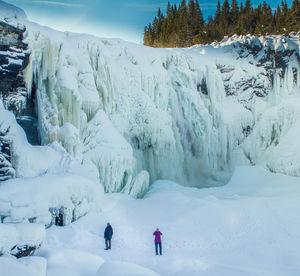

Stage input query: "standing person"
[
  {"left": 153, "top": 228, "right": 162, "bottom": 255},
  {"left": 55, "top": 212, "right": 63, "bottom": 226},
  {"left": 104, "top": 223, "right": 113, "bottom": 250}
]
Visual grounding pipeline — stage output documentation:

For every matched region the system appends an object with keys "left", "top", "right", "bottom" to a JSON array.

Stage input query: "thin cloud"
[
  {"left": 28, "top": 0, "right": 84, "bottom": 8},
  {"left": 199, "top": 3, "right": 218, "bottom": 10},
  {"left": 123, "top": 2, "right": 168, "bottom": 12},
  {"left": 124, "top": 1, "right": 218, "bottom": 12}
]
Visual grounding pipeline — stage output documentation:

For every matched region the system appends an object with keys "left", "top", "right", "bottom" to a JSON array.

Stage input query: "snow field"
[
  {"left": 0, "top": 256, "right": 46, "bottom": 276},
  {"left": 19, "top": 166, "right": 299, "bottom": 276}
]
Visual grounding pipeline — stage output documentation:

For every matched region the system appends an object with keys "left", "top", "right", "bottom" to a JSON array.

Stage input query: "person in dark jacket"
[
  {"left": 104, "top": 223, "right": 113, "bottom": 250},
  {"left": 55, "top": 212, "right": 63, "bottom": 226},
  {"left": 153, "top": 228, "right": 162, "bottom": 255}
]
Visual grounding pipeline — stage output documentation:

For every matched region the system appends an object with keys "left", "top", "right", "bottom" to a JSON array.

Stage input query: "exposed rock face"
[
  {"left": 216, "top": 35, "right": 300, "bottom": 100},
  {"left": 0, "top": 21, "right": 29, "bottom": 100},
  {"left": 0, "top": 21, "right": 39, "bottom": 146},
  {"left": 10, "top": 244, "right": 39, "bottom": 258}
]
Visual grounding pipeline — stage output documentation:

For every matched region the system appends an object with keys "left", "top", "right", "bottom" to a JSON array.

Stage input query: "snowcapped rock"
[
  {"left": 0, "top": 0, "right": 27, "bottom": 26},
  {"left": 0, "top": 3, "right": 36, "bottom": 146},
  {"left": 0, "top": 223, "right": 45, "bottom": 257},
  {"left": 0, "top": 172, "right": 103, "bottom": 225}
]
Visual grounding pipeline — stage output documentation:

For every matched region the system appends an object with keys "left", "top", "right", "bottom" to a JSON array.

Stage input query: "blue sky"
[{"left": 4, "top": 0, "right": 294, "bottom": 43}]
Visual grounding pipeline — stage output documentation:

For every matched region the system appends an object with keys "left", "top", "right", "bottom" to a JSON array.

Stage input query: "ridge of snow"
[{"left": 0, "top": 0, "right": 27, "bottom": 28}]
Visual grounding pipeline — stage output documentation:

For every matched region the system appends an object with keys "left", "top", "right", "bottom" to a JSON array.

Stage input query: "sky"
[{"left": 3, "top": 0, "right": 294, "bottom": 44}]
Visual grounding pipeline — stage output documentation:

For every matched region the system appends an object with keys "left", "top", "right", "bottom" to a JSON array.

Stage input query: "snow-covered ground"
[{"left": 3, "top": 166, "right": 300, "bottom": 276}]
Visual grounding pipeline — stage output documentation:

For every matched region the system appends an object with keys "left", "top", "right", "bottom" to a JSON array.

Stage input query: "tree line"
[{"left": 143, "top": 0, "right": 300, "bottom": 47}]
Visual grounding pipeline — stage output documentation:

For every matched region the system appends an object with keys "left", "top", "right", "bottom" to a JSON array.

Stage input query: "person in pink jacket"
[{"left": 153, "top": 228, "right": 163, "bottom": 255}]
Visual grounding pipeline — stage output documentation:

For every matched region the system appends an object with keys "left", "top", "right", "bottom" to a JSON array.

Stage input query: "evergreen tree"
[
  {"left": 0, "top": 125, "right": 15, "bottom": 181},
  {"left": 188, "top": 0, "right": 195, "bottom": 36},
  {"left": 262, "top": 2, "right": 274, "bottom": 34},
  {"left": 287, "top": 0, "right": 300, "bottom": 32},
  {"left": 221, "top": 0, "right": 231, "bottom": 36},
  {"left": 161, "top": 2, "right": 175, "bottom": 46},
  {"left": 143, "top": 0, "right": 299, "bottom": 48},
  {"left": 245, "top": 0, "right": 252, "bottom": 13},
  {"left": 153, "top": 9, "right": 164, "bottom": 46},
  {"left": 231, "top": 0, "right": 239, "bottom": 27},
  {"left": 143, "top": 24, "right": 154, "bottom": 46},
  {"left": 275, "top": 5, "right": 283, "bottom": 32},
  {"left": 214, "top": 0, "right": 221, "bottom": 26},
  {"left": 195, "top": 0, "right": 204, "bottom": 31},
  {"left": 177, "top": 0, "right": 190, "bottom": 46}
]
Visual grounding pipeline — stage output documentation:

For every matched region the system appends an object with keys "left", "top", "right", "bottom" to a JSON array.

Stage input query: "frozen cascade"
[
  {"left": 19, "top": 23, "right": 300, "bottom": 192},
  {"left": 2, "top": 1, "right": 299, "bottom": 194}
]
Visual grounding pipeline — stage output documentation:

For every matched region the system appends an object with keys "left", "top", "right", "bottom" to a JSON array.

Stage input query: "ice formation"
[
  {"left": 20, "top": 25, "right": 300, "bottom": 191},
  {"left": 0, "top": 109, "right": 103, "bottom": 225},
  {"left": 1, "top": 0, "right": 300, "bottom": 195}
]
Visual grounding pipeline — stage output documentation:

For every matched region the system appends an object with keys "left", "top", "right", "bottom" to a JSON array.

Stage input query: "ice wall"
[
  {"left": 0, "top": 109, "right": 103, "bottom": 224},
  {"left": 21, "top": 24, "right": 300, "bottom": 190}
]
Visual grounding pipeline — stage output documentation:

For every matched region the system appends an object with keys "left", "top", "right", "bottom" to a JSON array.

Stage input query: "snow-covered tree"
[{"left": 0, "top": 125, "right": 15, "bottom": 181}]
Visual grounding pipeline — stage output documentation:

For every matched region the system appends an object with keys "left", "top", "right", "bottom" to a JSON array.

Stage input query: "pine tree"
[
  {"left": 143, "top": 0, "right": 299, "bottom": 48},
  {"left": 245, "top": 0, "right": 251, "bottom": 14},
  {"left": 274, "top": 5, "right": 282, "bottom": 32},
  {"left": 161, "top": 2, "right": 174, "bottom": 46},
  {"left": 221, "top": 0, "right": 231, "bottom": 36},
  {"left": 177, "top": 0, "right": 190, "bottom": 46},
  {"left": 235, "top": 2, "right": 245, "bottom": 34},
  {"left": 244, "top": 0, "right": 256, "bottom": 34},
  {"left": 254, "top": 4, "right": 264, "bottom": 35},
  {"left": 214, "top": 0, "right": 221, "bottom": 26},
  {"left": 231, "top": 0, "right": 239, "bottom": 27},
  {"left": 263, "top": 2, "right": 274, "bottom": 34},
  {"left": 194, "top": 0, "right": 204, "bottom": 32},
  {"left": 188, "top": 0, "right": 195, "bottom": 36},
  {"left": 287, "top": 0, "right": 300, "bottom": 32},
  {"left": 153, "top": 9, "right": 164, "bottom": 46}
]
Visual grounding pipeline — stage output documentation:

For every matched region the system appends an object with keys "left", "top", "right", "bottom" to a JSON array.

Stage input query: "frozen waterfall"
[{"left": 19, "top": 25, "right": 300, "bottom": 193}]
